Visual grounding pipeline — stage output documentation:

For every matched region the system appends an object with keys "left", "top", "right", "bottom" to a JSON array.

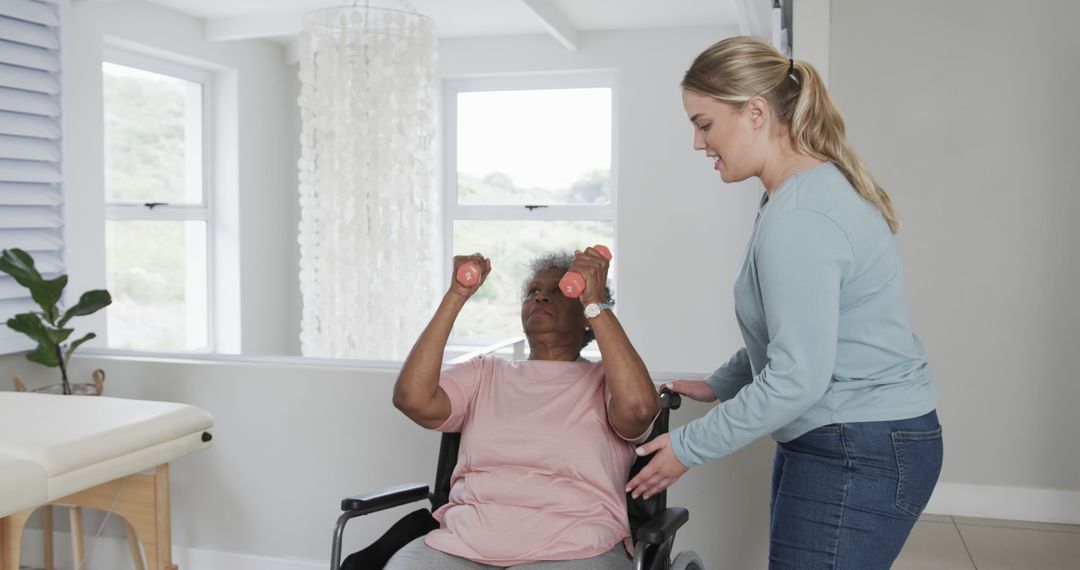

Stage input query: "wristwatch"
[{"left": 583, "top": 302, "right": 613, "bottom": 319}]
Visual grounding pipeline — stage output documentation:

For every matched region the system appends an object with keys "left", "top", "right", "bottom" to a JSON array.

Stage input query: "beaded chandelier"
[{"left": 297, "top": 2, "right": 438, "bottom": 359}]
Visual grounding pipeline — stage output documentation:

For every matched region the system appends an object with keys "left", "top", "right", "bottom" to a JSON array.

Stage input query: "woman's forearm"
[
  {"left": 392, "top": 291, "right": 468, "bottom": 428},
  {"left": 590, "top": 310, "right": 661, "bottom": 436}
]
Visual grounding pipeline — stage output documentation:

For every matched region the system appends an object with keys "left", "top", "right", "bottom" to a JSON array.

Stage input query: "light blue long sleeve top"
[{"left": 670, "top": 162, "right": 939, "bottom": 467}]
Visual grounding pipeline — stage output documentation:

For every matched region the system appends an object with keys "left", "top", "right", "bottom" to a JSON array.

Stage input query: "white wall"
[
  {"left": 7, "top": 0, "right": 1079, "bottom": 567},
  {"left": 62, "top": 0, "right": 301, "bottom": 356},
  {"left": 829, "top": 0, "right": 1080, "bottom": 492}
]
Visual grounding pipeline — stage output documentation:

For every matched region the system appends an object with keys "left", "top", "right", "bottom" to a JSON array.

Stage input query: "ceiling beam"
[
  {"left": 518, "top": 0, "right": 578, "bottom": 51},
  {"left": 205, "top": 13, "right": 303, "bottom": 42}
]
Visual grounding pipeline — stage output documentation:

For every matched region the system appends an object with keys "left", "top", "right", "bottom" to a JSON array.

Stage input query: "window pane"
[
  {"left": 452, "top": 220, "right": 615, "bottom": 343},
  {"left": 103, "top": 62, "right": 203, "bottom": 204},
  {"left": 457, "top": 88, "right": 611, "bottom": 205},
  {"left": 105, "top": 220, "right": 208, "bottom": 351}
]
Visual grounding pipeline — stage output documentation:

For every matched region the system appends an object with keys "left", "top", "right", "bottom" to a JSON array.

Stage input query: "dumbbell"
[
  {"left": 559, "top": 245, "right": 612, "bottom": 299},
  {"left": 456, "top": 261, "right": 482, "bottom": 287}
]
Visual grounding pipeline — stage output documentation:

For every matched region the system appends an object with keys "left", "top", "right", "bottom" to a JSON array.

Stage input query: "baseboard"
[
  {"left": 19, "top": 528, "right": 325, "bottom": 570},
  {"left": 174, "top": 546, "right": 326, "bottom": 570},
  {"left": 925, "top": 482, "right": 1080, "bottom": 525},
  {"left": 17, "top": 484, "right": 1079, "bottom": 568}
]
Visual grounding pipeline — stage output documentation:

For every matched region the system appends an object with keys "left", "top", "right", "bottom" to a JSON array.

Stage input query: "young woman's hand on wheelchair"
[{"left": 661, "top": 380, "right": 718, "bottom": 403}]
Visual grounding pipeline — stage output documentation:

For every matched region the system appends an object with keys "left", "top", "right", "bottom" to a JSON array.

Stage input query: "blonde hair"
[{"left": 683, "top": 36, "right": 900, "bottom": 233}]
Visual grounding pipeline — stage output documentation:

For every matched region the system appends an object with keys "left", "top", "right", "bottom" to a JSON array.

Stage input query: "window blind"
[{"left": 0, "top": 0, "right": 63, "bottom": 354}]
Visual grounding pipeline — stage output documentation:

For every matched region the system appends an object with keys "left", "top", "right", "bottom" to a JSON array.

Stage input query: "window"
[
  {"left": 102, "top": 50, "right": 212, "bottom": 352},
  {"left": 444, "top": 75, "right": 616, "bottom": 344}
]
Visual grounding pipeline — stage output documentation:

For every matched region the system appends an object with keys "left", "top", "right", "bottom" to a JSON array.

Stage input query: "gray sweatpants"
[{"left": 385, "top": 537, "right": 632, "bottom": 569}]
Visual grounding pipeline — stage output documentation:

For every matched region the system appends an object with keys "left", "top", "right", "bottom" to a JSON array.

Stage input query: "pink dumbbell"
[
  {"left": 559, "top": 245, "right": 612, "bottom": 299},
  {"left": 456, "top": 261, "right": 482, "bottom": 287}
]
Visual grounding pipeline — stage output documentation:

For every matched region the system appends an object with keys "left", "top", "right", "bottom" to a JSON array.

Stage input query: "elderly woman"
[{"left": 389, "top": 248, "right": 661, "bottom": 569}]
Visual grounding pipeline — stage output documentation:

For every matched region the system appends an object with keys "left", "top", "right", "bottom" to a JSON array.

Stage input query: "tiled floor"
[
  {"left": 19, "top": 516, "right": 1080, "bottom": 569},
  {"left": 895, "top": 514, "right": 1080, "bottom": 570}
]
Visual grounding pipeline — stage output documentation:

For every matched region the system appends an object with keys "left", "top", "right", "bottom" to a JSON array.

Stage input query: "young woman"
[{"left": 626, "top": 37, "right": 943, "bottom": 569}]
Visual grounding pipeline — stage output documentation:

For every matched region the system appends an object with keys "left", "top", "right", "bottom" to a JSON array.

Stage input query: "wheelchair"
[{"left": 331, "top": 388, "right": 704, "bottom": 570}]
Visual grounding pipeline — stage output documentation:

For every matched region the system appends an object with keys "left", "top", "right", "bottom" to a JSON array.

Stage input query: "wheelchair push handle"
[{"left": 659, "top": 386, "right": 681, "bottom": 410}]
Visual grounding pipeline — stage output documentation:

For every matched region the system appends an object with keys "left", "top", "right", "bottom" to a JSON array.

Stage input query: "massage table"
[{"left": 0, "top": 391, "right": 213, "bottom": 570}]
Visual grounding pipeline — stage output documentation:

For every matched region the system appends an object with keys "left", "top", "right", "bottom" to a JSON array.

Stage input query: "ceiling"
[{"left": 132, "top": 0, "right": 764, "bottom": 50}]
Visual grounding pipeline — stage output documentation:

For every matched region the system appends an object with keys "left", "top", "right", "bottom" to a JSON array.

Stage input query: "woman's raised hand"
[
  {"left": 660, "top": 380, "right": 718, "bottom": 403},
  {"left": 570, "top": 245, "right": 611, "bottom": 305},
  {"left": 450, "top": 254, "right": 491, "bottom": 298}
]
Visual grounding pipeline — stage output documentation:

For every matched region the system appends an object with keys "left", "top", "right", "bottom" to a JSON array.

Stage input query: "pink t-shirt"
[{"left": 424, "top": 355, "right": 650, "bottom": 566}]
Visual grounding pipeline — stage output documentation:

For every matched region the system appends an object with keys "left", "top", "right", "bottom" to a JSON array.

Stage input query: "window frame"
[
  {"left": 101, "top": 47, "right": 217, "bottom": 353},
  {"left": 441, "top": 73, "right": 618, "bottom": 347}
]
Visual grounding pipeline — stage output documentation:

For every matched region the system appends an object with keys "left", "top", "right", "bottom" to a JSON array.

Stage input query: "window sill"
[{"left": 73, "top": 348, "right": 692, "bottom": 381}]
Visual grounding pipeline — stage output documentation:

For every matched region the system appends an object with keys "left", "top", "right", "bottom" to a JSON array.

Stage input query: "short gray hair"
[{"left": 522, "top": 250, "right": 614, "bottom": 349}]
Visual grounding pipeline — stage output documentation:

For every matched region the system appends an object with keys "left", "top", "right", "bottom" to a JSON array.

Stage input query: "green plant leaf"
[
  {"left": 32, "top": 274, "right": 66, "bottom": 323},
  {"left": 1, "top": 249, "right": 66, "bottom": 322},
  {"left": 6, "top": 313, "right": 54, "bottom": 349},
  {"left": 0, "top": 248, "right": 43, "bottom": 288},
  {"left": 46, "top": 327, "right": 73, "bottom": 345},
  {"left": 63, "top": 332, "right": 96, "bottom": 367},
  {"left": 58, "top": 290, "right": 113, "bottom": 327},
  {"left": 26, "top": 345, "right": 59, "bottom": 367}
]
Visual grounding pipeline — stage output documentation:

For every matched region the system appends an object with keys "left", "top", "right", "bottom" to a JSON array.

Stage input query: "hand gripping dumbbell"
[{"left": 559, "top": 245, "right": 612, "bottom": 299}]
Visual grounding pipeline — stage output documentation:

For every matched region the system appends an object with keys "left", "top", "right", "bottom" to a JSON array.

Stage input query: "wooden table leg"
[
  {"left": 154, "top": 465, "right": 178, "bottom": 570},
  {"left": 43, "top": 505, "right": 54, "bottom": 570},
  {"left": 0, "top": 508, "right": 36, "bottom": 570},
  {"left": 69, "top": 506, "right": 86, "bottom": 570}
]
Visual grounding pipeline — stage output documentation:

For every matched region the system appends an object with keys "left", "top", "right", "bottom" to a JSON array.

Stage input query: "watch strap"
[{"left": 585, "top": 302, "right": 613, "bottom": 318}]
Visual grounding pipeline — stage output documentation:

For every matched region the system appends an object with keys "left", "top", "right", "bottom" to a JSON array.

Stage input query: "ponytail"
[{"left": 789, "top": 61, "right": 900, "bottom": 233}]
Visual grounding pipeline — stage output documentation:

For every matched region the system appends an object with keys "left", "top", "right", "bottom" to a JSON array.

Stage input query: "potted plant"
[{"left": 0, "top": 248, "right": 112, "bottom": 395}]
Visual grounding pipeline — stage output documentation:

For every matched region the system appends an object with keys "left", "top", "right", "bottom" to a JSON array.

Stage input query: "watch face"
[{"left": 584, "top": 303, "right": 600, "bottom": 318}]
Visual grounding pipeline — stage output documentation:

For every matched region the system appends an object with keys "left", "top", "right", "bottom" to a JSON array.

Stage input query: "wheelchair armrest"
[
  {"left": 635, "top": 507, "right": 689, "bottom": 545},
  {"left": 332, "top": 483, "right": 432, "bottom": 569},
  {"left": 341, "top": 482, "right": 430, "bottom": 514}
]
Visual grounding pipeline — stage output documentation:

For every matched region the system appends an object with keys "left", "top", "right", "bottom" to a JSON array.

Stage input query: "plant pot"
[{"left": 11, "top": 369, "right": 106, "bottom": 396}]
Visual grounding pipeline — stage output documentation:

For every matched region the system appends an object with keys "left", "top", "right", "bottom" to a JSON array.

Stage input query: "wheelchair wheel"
[{"left": 671, "top": 550, "right": 704, "bottom": 570}]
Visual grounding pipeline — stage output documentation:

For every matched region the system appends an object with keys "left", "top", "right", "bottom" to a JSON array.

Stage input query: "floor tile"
[
  {"left": 953, "top": 515, "right": 1080, "bottom": 534},
  {"left": 958, "top": 523, "right": 1080, "bottom": 570},
  {"left": 893, "top": 521, "right": 976, "bottom": 570}
]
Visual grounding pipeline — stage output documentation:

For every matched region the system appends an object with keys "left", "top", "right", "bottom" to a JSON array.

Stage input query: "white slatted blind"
[{"left": 0, "top": 0, "right": 63, "bottom": 354}]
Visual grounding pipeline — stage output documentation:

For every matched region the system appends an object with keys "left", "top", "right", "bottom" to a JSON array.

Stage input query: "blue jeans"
[{"left": 769, "top": 411, "right": 943, "bottom": 569}]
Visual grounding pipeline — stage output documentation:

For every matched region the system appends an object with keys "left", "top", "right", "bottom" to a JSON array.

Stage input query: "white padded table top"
[
  {"left": 0, "top": 392, "right": 213, "bottom": 500},
  {"left": 0, "top": 454, "right": 47, "bottom": 518}
]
